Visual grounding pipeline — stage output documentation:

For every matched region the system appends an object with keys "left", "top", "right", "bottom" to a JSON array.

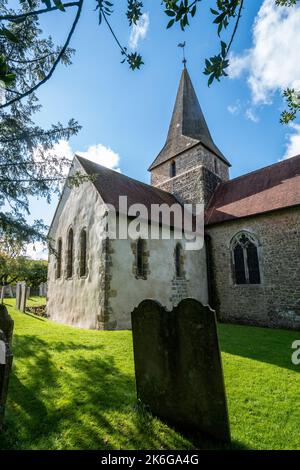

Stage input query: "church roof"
[
  {"left": 148, "top": 67, "right": 230, "bottom": 170},
  {"left": 205, "top": 154, "right": 300, "bottom": 226},
  {"left": 76, "top": 155, "right": 180, "bottom": 215}
]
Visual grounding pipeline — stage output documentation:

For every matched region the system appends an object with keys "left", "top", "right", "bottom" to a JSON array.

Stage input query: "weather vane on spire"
[{"left": 178, "top": 41, "right": 187, "bottom": 67}]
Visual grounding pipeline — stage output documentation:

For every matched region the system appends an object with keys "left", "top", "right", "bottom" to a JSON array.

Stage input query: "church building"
[{"left": 47, "top": 66, "right": 300, "bottom": 331}]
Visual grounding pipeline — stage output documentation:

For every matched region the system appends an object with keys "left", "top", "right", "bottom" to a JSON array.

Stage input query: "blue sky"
[{"left": 25, "top": 0, "right": 300, "bottom": 255}]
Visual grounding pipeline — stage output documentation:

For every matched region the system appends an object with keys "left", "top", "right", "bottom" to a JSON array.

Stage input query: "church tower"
[{"left": 149, "top": 67, "right": 230, "bottom": 207}]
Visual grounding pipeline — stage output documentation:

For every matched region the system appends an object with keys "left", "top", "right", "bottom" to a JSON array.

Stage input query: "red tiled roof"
[
  {"left": 205, "top": 155, "right": 300, "bottom": 226},
  {"left": 76, "top": 155, "right": 180, "bottom": 210}
]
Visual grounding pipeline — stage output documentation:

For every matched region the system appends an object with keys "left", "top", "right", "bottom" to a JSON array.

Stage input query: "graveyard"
[{"left": 0, "top": 296, "right": 299, "bottom": 450}]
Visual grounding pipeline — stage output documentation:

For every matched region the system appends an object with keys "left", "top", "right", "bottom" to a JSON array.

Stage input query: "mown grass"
[{"left": 0, "top": 297, "right": 299, "bottom": 450}]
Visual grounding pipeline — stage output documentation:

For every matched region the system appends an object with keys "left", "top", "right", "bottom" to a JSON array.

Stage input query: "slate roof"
[
  {"left": 148, "top": 67, "right": 230, "bottom": 170},
  {"left": 205, "top": 154, "right": 300, "bottom": 226},
  {"left": 76, "top": 155, "right": 180, "bottom": 214}
]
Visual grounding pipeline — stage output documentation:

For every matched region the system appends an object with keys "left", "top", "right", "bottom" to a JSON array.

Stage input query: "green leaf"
[
  {"left": 41, "top": 0, "right": 52, "bottom": 8},
  {"left": 0, "top": 28, "right": 19, "bottom": 44},
  {"left": 167, "top": 18, "right": 175, "bottom": 29},
  {"left": 53, "top": 0, "right": 66, "bottom": 11},
  {"left": 4, "top": 73, "right": 16, "bottom": 86},
  {"left": 165, "top": 10, "right": 176, "bottom": 16},
  {"left": 213, "top": 12, "right": 226, "bottom": 24},
  {"left": 208, "top": 74, "right": 214, "bottom": 87}
]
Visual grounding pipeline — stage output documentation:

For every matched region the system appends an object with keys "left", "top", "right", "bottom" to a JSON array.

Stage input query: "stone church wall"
[
  {"left": 150, "top": 144, "right": 229, "bottom": 207},
  {"left": 151, "top": 144, "right": 229, "bottom": 186},
  {"left": 47, "top": 178, "right": 108, "bottom": 329},
  {"left": 106, "top": 215, "right": 209, "bottom": 330},
  {"left": 47, "top": 184, "right": 209, "bottom": 330},
  {"left": 206, "top": 207, "right": 300, "bottom": 330}
]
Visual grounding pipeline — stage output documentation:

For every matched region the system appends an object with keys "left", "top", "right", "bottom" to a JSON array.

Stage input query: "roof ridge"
[
  {"left": 75, "top": 154, "right": 181, "bottom": 200},
  {"left": 221, "top": 154, "right": 300, "bottom": 187}
]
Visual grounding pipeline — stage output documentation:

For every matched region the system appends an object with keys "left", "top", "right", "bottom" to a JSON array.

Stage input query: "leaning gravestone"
[
  {"left": 131, "top": 298, "right": 230, "bottom": 443},
  {"left": 0, "top": 304, "right": 14, "bottom": 431}
]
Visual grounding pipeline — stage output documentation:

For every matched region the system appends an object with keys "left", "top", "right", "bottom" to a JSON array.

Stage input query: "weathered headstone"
[
  {"left": 19, "top": 283, "right": 28, "bottom": 312},
  {"left": 15, "top": 282, "right": 22, "bottom": 310},
  {"left": 26, "top": 286, "right": 30, "bottom": 300},
  {"left": 39, "top": 282, "right": 48, "bottom": 297},
  {"left": 0, "top": 304, "right": 14, "bottom": 431},
  {"left": 131, "top": 298, "right": 230, "bottom": 442}
]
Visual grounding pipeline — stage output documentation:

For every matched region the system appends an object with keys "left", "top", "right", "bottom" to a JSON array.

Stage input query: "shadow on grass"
[
  {"left": 0, "top": 333, "right": 248, "bottom": 450},
  {"left": 23, "top": 311, "right": 46, "bottom": 322},
  {"left": 218, "top": 322, "right": 300, "bottom": 372}
]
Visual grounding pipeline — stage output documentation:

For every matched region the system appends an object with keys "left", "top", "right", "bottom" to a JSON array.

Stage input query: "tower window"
[
  {"left": 170, "top": 161, "right": 176, "bottom": 178},
  {"left": 56, "top": 238, "right": 62, "bottom": 279},
  {"left": 66, "top": 228, "right": 74, "bottom": 279},
  {"left": 175, "top": 243, "right": 184, "bottom": 277},
  {"left": 231, "top": 232, "right": 261, "bottom": 285},
  {"left": 80, "top": 228, "right": 87, "bottom": 277}
]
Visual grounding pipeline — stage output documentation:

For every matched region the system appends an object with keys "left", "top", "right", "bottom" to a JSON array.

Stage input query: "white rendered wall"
[
  {"left": 107, "top": 215, "right": 209, "bottom": 329},
  {"left": 47, "top": 176, "right": 107, "bottom": 329}
]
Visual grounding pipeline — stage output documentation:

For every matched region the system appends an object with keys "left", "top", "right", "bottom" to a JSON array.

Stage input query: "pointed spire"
[{"left": 149, "top": 67, "right": 229, "bottom": 170}]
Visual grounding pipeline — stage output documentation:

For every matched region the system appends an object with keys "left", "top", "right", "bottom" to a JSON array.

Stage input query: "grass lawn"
[{"left": 0, "top": 296, "right": 299, "bottom": 450}]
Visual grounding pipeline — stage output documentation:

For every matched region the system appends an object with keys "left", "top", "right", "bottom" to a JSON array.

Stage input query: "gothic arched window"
[
  {"left": 170, "top": 160, "right": 176, "bottom": 178},
  {"left": 136, "top": 238, "right": 146, "bottom": 278},
  {"left": 66, "top": 228, "right": 74, "bottom": 279},
  {"left": 231, "top": 232, "right": 261, "bottom": 285},
  {"left": 56, "top": 238, "right": 62, "bottom": 279},
  {"left": 80, "top": 228, "right": 87, "bottom": 277},
  {"left": 175, "top": 243, "right": 183, "bottom": 277}
]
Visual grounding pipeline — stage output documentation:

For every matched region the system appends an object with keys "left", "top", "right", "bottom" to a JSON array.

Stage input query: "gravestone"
[
  {"left": 131, "top": 298, "right": 230, "bottom": 442},
  {"left": 20, "top": 283, "right": 28, "bottom": 312},
  {"left": 39, "top": 282, "right": 48, "bottom": 297},
  {"left": 15, "top": 282, "right": 22, "bottom": 310},
  {"left": 0, "top": 304, "right": 14, "bottom": 431}
]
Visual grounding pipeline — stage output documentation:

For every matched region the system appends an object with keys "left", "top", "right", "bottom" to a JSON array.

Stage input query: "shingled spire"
[{"left": 149, "top": 67, "right": 229, "bottom": 170}]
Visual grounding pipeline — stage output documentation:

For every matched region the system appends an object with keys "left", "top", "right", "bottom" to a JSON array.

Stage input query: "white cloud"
[
  {"left": 33, "top": 139, "right": 74, "bottom": 177},
  {"left": 26, "top": 142, "right": 121, "bottom": 259},
  {"left": 227, "top": 100, "right": 241, "bottom": 115},
  {"left": 34, "top": 139, "right": 73, "bottom": 163},
  {"left": 26, "top": 242, "right": 48, "bottom": 260},
  {"left": 283, "top": 123, "right": 300, "bottom": 160},
  {"left": 51, "top": 139, "right": 73, "bottom": 161},
  {"left": 129, "top": 12, "right": 150, "bottom": 49},
  {"left": 77, "top": 144, "right": 121, "bottom": 172},
  {"left": 245, "top": 108, "right": 260, "bottom": 123},
  {"left": 35, "top": 140, "right": 121, "bottom": 173},
  {"left": 229, "top": 0, "right": 300, "bottom": 104}
]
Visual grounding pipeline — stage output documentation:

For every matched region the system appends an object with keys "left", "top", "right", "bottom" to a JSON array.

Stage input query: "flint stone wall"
[
  {"left": 150, "top": 144, "right": 229, "bottom": 207},
  {"left": 206, "top": 207, "right": 300, "bottom": 330}
]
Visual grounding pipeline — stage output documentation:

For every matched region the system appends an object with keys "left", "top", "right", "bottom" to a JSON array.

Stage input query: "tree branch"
[
  {"left": 227, "top": 0, "right": 244, "bottom": 55},
  {"left": 102, "top": 11, "right": 128, "bottom": 57},
  {"left": 0, "top": 2, "right": 80, "bottom": 22},
  {"left": 0, "top": 0, "right": 84, "bottom": 109},
  {"left": 8, "top": 52, "right": 57, "bottom": 65}
]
